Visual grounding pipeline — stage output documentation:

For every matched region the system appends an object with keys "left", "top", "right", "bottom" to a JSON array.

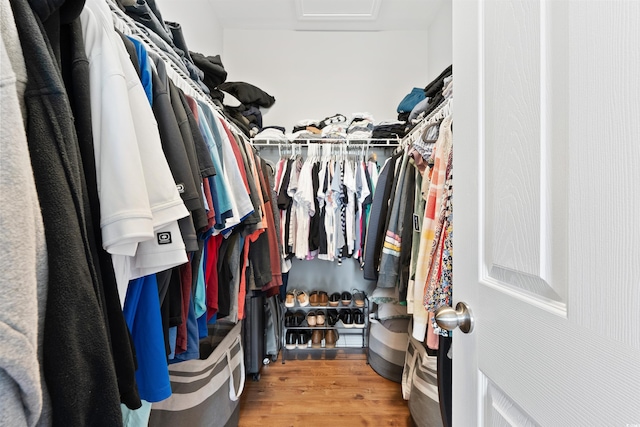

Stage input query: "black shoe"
[
  {"left": 285, "top": 330, "right": 298, "bottom": 350},
  {"left": 297, "top": 330, "right": 310, "bottom": 348},
  {"left": 353, "top": 309, "right": 365, "bottom": 328},
  {"left": 329, "top": 292, "right": 341, "bottom": 307},
  {"left": 293, "top": 310, "right": 306, "bottom": 326},
  {"left": 339, "top": 309, "right": 353, "bottom": 328},
  {"left": 284, "top": 310, "right": 294, "bottom": 327},
  {"left": 327, "top": 309, "right": 339, "bottom": 326},
  {"left": 341, "top": 291, "right": 352, "bottom": 306}
]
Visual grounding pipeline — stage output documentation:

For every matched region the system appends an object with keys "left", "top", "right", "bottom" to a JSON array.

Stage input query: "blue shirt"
[
  {"left": 126, "top": 37, "right": 153, "bottom": 104},
  {"left": 123, "top": 275, "right": 172, "bottom": 402}
]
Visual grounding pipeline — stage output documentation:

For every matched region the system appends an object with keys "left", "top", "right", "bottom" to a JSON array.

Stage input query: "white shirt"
[{"left": 82, "top": 0, "right": 189, "bottom": 305}]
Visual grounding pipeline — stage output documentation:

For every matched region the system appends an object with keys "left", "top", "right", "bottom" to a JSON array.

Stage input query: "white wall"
[
  {"left": 156, "top": 0, "right": 224, "bottom": 56},
  {"left": 427, "top": 0, "right": 453, "bottom": 81},
  {"left": 222, "top": 29, "right": 429, "bottom": 130}
]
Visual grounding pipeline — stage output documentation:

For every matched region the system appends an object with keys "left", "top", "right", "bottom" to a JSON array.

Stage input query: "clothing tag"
[
  {"left": 176, "top": 183, "right": 185, "bottom": 194},
  {"left": 157, "top": 232, "right": 172, "bottom": 245},
  {"left": 413, "top": 213, "right": 420, "bottom": 232}
]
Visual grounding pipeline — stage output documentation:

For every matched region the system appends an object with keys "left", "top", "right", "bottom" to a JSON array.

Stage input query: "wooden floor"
[{"left": 238, "top": 351, "right": 414, "bottom": 427}]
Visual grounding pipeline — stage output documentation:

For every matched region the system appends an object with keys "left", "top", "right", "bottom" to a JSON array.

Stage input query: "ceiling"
[{"left": 200, "top": 0, "right": 447, "bottom": 31}]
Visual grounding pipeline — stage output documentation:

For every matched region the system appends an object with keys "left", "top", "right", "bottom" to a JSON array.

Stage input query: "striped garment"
[
  {"left": 411, "top": 116, "right": 453, "bottom": 344},
  {"left": 377, "top": 149, "right": 411, "bottom": 288}
]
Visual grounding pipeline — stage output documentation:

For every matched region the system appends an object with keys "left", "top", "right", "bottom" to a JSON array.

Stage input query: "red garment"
[
  {"left": 185, "top": 95, "right": 199, "bottom": 122},
  {"left": 205, "top": 234, "right": 223, "bottom": 321},
  {"left": 238, "top": 229, "right": 263, "bottom": 320},
  {"left": 176, "top": 261, "right": 193, "bottom": 354},
  {"left": 218, "top": 119, "right": 250, "bottom": 193}
]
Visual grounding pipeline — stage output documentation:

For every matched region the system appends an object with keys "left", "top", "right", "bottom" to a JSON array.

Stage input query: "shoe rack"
[{"left": 280, "top": 290, "right": 369, "bottom": 364}]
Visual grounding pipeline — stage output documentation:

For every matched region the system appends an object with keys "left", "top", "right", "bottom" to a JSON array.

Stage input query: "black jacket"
[
  {"left": 150, "top": 59, "right": 199, "bottom": 251},
  {"left": 61, "top": 17, "right": 141, "bottom": 411},
  {"left": 363, "top": 152, "right": 403, "bottom": 281},
  {"left": 218, "top": 81, "right": 276, "bottom": 108},
  {"left": 190, "top": 51, "right": 227, "bottom": 91}
]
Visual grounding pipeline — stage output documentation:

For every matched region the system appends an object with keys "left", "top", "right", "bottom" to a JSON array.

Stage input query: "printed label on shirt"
[
  {"left": 176, "top": 183, "right": 185, "bottom": 194},
  {"left": 157, "top": 232, "right": 172, "bottom": 245},
  {"left": 413, "top": 214, "right": 421, "bottom": 232}
]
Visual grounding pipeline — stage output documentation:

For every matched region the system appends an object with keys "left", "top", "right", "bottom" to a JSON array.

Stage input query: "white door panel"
[{"left": 453, "top": 0, "right": 640, "bottom": 425}]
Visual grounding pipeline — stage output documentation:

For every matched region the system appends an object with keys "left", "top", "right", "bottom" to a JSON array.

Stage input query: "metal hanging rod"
[{"left": 251, "top": 138, "right": 401, "bottom": 147}]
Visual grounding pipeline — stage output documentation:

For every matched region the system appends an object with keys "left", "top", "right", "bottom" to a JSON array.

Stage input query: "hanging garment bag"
[{"left": 150, "top": 321, "right": 245, "bottom": 427}]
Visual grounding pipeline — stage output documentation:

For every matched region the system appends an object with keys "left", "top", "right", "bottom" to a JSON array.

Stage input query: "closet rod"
[
  {"left": 251, "top": 138, "right": 401, "bottom": 147},
  {"left": 107, "top": 0, "right": 250, "bottom": 143}
]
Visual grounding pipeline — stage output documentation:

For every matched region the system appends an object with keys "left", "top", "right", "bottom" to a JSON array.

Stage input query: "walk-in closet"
[{"left": 5, "top": 0, "right": 639, "bottom": 426}]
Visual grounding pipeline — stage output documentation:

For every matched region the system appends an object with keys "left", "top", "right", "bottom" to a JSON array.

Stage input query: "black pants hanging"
[{"left": 437, "top": 335, "right": 453, "bottom": 427}]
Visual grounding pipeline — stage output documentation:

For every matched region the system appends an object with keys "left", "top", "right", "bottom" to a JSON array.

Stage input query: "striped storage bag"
[{"left": 150, "top": 321, "right": 245, "bottom": 427}]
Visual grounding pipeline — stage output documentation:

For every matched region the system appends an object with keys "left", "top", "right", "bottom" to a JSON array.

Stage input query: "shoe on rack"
[
  {"left": 353, "top": 309, "right": 365, "bottom": 328},
  {"left": 329, "top": 292, "right": 341, "bottom": 307},
  {"left": 315, "top": 310, "right": 326, "bottom": 326},
  {"left": 318, "top": 291, "right": 329, "bottom": 306},
  {"left": 325, "top": 329, "right": 339, "bottom": 348},
  {"left": 309, "top": 290, "right": 320, "bottom": 307},
  {"left": 297, "top": 290, "right": 310, "bottom": 307},
  {"left": 306, "top": 311, "right": 317, "bottom": 327},
  {"left": 339, "top": 309, "right": 353, "bottom": 328},
  {"left": 341, "top": 291, "right": 352, "bottom": 306},
  {"left": 352, "top": 289, "right": 365, "bottom": 308},
  {"left": 285, "top": 330, "right": 298, "bottom": 350},
  {"left": 284, "top": 310, "right": 295, "bottom": 327},
  {"left": 293, "top": 310, "right": 306, "bottom": 326},
  {"left": 327, "top": 309, "right": 339, "bottom": 326},
  {"left": 311, "top": 329, "right": 324, "bottom": 348},
  {"left": 297, "top": 330, "right": 310, "bottom": 348},
  {"left": 285, "top": 289, "right": 297, "bottom": 308}
]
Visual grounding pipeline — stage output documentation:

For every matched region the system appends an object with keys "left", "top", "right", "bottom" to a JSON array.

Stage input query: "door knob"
[{"left": 434, "top": 302, "right": 474, "bottom": 333}]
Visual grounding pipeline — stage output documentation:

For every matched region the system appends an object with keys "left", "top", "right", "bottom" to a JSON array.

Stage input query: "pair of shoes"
[
  {"left": 286, "top": 289, "right": 311, "bottom": 307},
  {"left": 329, "top": 292, "right": 341, "bottom": 307},
  {"left": 339, "top": 309, "right": 353, "bottom": 327},
  {"left": 341, "top": 291, "right": 352, "bottom": 306},
  {"left": 352, "top": 289, "right": 366, "bottom": 308},
  {"left": 353, "top": 309, "right": 365, "bottom": 328},
  {"left": 311, "top": 330, "right": 324, "bottom": 348},
  {"left": 286, "top": 330, "right": 311, "bottom": 349},
  {"left": 285, "top": 310, "right": 306, "bottom": 327},
  {"left": 306, "top": 310, "right": 326, "bottom": 327},
  {"left": 309, "top": 291, "right": 329, "bottom": 307},
  {"left": 338, "top": 308, "right": 365, "bottom": 328},
  {"left": 325, "top": 329, "right": 339, "bottom": 348}
]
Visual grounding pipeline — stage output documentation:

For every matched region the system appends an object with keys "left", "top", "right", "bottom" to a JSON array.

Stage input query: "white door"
[{"left": 452, "top": 0, "right": 640, "bottom": 425}]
